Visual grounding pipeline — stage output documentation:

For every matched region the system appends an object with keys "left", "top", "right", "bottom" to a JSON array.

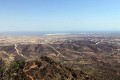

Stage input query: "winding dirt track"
[
  {"left": 44, "top": 44, "right": 66, "bottom": 58},
  {"left": 14, "top": 44, "right": 27, "bottom": 59}
]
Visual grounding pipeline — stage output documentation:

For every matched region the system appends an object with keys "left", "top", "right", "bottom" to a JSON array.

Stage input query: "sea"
[{"left": 0, "top": 31, "right": 120, "bottom": 36}]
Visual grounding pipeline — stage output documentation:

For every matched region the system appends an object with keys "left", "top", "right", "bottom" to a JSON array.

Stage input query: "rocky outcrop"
[{"left": 1, "top": 56, "right": 95, "bottom": 80}]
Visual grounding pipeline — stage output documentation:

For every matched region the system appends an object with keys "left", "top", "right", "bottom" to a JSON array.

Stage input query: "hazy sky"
[{"left": 0, "top": 0, "right": 120, "bottom": 32}]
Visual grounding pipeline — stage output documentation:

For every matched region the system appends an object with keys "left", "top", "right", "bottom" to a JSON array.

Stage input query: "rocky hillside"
[{"left": 0, "top": 56, "right": 95, "bottom": 80}]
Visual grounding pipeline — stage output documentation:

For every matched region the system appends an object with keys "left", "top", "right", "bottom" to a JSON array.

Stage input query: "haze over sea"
[{"left": 0, "top": 31, "right": 120, "bottom": 36}]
